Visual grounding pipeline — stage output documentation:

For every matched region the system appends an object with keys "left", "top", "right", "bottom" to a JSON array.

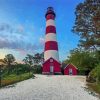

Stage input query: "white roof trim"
[
  {"left": 43, "top": 57, "right": 61, "bottom": 64},
  {"left": 64, "top": 63, "right": 78, "bottom": 69}
]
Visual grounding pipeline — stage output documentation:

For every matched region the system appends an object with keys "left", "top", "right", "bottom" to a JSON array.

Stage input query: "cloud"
[
  {"left": 16, "top": 24, "right": 24, "bottom": 34},
  {"left": 0, "top": 38, "right": 43, "bottom": 51},
  {"left": 39, "top": 37, "right": 45, "bottom": 44},
  {"left": 0, "top": 23, "right": 43, "bottom": 52},
  {"left": 16, "top": 49, "right": 27, "bottom": 55},
  {"left": 0, "top": 23, "right": 25, "bottom": 34}
]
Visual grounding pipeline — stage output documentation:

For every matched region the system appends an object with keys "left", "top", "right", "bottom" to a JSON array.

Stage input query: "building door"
[
  {"left": 50, "top": 66, "right": 54, "bottom": 73},
  {"left": 69, "top": 68, "right": 73, "bottom": 75}
]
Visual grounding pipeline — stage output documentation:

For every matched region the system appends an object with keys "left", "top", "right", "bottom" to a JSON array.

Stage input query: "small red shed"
[
  {"left": 64, "top": 64, "right": 78, "bottom": 75},
  {"left": 42, "top": 57, "right": 61, "bottom": 75}
]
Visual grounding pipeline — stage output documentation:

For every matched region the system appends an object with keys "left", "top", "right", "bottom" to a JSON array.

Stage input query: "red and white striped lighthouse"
[{"left": 42, "top": 7, "right": 61, "bottom": 75}]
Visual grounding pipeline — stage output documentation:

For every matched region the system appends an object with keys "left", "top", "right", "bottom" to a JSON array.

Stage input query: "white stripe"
[
  {"left": 46, "top": 19, "right": 55, "bottom": 27},
  {"left": 44, "top": 50, "right": 59, "bottom": 61},
  {"left": 45, "top": 33, "right": 57, "bottom": 42}
]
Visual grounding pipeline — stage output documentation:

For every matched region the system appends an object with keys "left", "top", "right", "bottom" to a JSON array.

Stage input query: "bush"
[
  {"left": 11, "top": 64, "right": 32, "bottom": 75},
  {"left": 87, "top": 63, "right": 100, "bottom": 83},
  {"left": 33, "top": 65, "right": 42, "bottom": 74},
  {"left": 97, "top": 63, "right": 100, "bottom": 82},
  {"left": 1, "top": 72, "right": 34, "bottom": 87}
]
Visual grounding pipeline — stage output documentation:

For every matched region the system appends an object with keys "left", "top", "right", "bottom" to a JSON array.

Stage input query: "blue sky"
[{"left": 0, "top": 0, "right": 84, "bottom": 62}]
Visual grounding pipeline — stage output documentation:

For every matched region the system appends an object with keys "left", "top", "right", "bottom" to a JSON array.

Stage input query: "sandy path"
[{"left": 0, "top": 75, "right": 99, "bottom": 100}]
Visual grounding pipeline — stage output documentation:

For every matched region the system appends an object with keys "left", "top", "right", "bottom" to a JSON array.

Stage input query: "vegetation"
[
  {"left": 87, "top": 82, "right": 100, "bottom": 95},
  {"left": 71, "top": 0, "right": 100, "bottom": 80},
  {"left": 87, "top": 63, "right": 100, "bottom": 83},
  {"left": 23, "top": 53, "right": 43, "bottom": 64},
  {"left": 3, "top": 54, "right": 16, "bottom": 74},
  {"left": 72, "top": 0, "right": 100, "bottom": 50},
  {"left": 33, "top": 53, "right": 44, "bottom": 64},
  {"left": 0, "top": 53, "right": 43, "bottom": 87},
  {"left": 33, "top": 65, "right": 42, "bottom": 74},
  {"left": 62, "top": 0, "right": 100, "bottom": 94},
  {"left": 62, "top": 49, "right": 99, "bottom": 75},
  {"left": 23, "top": 54, "right": 34, "bottom": 67},
  {"left": 1, "top": 72, "right": 33, "bottom": 87}
]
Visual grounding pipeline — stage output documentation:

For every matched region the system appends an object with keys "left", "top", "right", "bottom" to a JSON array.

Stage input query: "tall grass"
[{"left": 1, "top": 72, "right": 34, "bottom": 87}]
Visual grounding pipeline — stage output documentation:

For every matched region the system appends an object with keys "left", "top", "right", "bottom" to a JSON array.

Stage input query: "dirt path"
[{"left": 0, "top": 75, "right": 99, "bottom": 100}]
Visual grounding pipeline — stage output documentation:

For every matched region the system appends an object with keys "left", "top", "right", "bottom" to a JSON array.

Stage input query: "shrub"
[
  {"left": 87, "top": 63, "right": 100, "bottom": 83},
  {"left": 97, "top": 63, "right": 100, "bottom": 82},
  {"left": 33, "top": 65, "right": 42, "bottom": 74}
]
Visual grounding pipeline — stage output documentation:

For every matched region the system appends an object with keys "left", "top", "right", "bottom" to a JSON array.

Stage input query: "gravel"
[{"left": 0, "top": 75, "right": 99, "bottom": 100}]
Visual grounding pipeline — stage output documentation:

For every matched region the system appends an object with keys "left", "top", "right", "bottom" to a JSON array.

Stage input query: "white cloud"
[
  {"left": 39, "top": 37, "right": 45, "bottom": 44},
  {"left": 0, "top": 23, "right": 43, "bottom": 51}
]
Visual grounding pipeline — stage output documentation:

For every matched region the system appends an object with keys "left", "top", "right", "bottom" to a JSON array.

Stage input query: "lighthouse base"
[{"left": 42, "top": 58, "right": 61, "bottom": 75}]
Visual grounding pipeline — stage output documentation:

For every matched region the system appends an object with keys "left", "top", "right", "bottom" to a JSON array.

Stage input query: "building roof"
[
  {"left": 64, "top": 63, "right": 78, "bottom": 69},
  {"left": 43, "top": 57, "right": 61, "bottom": 65}
]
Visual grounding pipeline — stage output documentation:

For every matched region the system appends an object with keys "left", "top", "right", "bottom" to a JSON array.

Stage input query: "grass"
[
  {"left": 0, "top": 72, "right": 34, "bottom": 87},
  {"left": 87, "top": 82, "right": 100, "bottom": 95}
]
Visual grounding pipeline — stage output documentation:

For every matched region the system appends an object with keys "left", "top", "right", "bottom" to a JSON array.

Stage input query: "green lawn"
[
  {"left": 1, "top": 72, "right": 34, "bottom": 87},
  {"left": 87, "top": 82, "right": 100, "bottom": 95}
]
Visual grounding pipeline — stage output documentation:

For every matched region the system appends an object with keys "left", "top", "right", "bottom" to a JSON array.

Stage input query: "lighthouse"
[{"left": 42, "top": 7, "right": 61, "bottom": 75}]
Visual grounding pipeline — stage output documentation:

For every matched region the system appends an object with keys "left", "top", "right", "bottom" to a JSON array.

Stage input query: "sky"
[{"left": 0, "top": 0, "right": 84, "bottom": 62}]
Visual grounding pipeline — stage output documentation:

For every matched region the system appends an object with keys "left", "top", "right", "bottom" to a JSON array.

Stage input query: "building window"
[
  {"left": 50, "top": 66, "right": 54, "bottom": 73},
  {"left": 69, "top": 68, "right": 73, "bottom": 75},
  {"left": 50, "top": 59, "right": 53, "bottom": 62}
]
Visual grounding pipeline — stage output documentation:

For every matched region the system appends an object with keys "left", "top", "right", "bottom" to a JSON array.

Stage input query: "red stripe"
[
  {"left": 45, "top": 41, "right": 58, "bottom": 51},
  {"left": 46, "top": 26, "right": 56, "bottom": 34},
  {"left": 46, "top": 14, "right": 55, "bottom": 20}
]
